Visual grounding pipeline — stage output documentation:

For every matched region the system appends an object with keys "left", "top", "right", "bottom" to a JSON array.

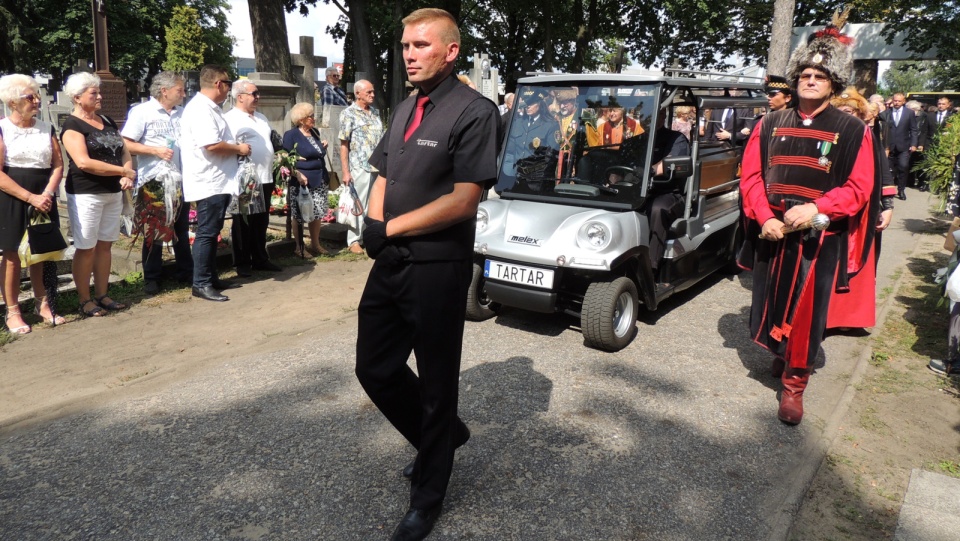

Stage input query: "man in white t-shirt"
[
  {"left": 224, "top": 80, "right": 280, "bottom": 275},
  {"left": 179, "top": 65, "right": 251, "bottom": 302},
  {"left": 121, "top": 71, "right": 193, "bottom": 295}
]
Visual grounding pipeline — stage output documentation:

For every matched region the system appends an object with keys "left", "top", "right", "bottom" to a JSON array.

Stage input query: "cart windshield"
[{"left": 496, "top": 82, "right": 660, "bottom": 208}]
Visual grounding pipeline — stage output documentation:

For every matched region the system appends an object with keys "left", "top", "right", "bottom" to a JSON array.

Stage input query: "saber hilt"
[{"left": 759, "top": 213, "right": 830, "bottom": 238}]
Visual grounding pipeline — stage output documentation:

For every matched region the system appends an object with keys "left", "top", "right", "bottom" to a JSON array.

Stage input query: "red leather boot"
[
  {"left": 770, "top": 357, "right": 785, "bottom": 378},
  {"left": 778, "top": 367, "right": 811, "bottom": 425}
]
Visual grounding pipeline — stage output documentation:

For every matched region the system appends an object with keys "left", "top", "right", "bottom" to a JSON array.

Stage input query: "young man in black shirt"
[{"left": 355, "top": 8, "right": 500, "bottom": 541}]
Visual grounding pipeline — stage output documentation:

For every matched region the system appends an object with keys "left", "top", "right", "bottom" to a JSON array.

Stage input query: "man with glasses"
[
  {"left": 225, "top": 80, "right": 282, "bottom": 276},
  {"left": 122, "top": 71, "right": 193, "bottom": 296},
  {"left": 317, "top": 66, "right": 348, "bottom": 127},
  {"left": 739, "top": 26, "right": 875, "bottom": 426},
  {"left": 180, "top": 64, "right": 250, "bottom": 302}
]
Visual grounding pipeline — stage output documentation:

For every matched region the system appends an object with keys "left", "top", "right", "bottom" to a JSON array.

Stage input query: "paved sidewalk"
[{"left": 0, "top": 188, "right": 953, "bottom": 540}]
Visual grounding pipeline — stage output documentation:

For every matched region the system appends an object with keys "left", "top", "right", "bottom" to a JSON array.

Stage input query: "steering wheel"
[{"left": 603, "top": 165, "right": 640, "bottom": 186}]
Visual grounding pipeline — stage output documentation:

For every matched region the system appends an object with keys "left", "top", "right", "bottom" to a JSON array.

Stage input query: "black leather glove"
[{"left": 362, "top": 217, "right": 390, "bottom": 259}]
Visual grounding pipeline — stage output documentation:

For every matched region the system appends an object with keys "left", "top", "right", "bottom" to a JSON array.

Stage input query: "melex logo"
[
  {"left": 509, "top": 235, "right": 542, "bottom": 246},
  {"left": 416, "top": 139, "right": 438, "bottom": 147}
]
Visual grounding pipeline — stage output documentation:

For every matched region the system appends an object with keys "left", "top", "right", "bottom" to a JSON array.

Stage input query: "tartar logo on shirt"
[{"left": 416, "top": 138, "right": 438, "bottom": 148}]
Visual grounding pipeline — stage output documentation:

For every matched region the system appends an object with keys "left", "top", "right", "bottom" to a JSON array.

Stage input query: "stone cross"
[
  {"left": 92, "top": 0, "right": 110, "bottom": 72},
  {"left": 290, "top": 36, "right": 327, "bottom": 105},
  {"left": 88, "top": 0, "right": 126, "bottom": 125}
]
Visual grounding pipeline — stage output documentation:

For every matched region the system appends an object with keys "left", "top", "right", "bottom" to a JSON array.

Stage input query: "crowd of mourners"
[{"left": 0, "top": 64, "right": 390, "bottom": 331}]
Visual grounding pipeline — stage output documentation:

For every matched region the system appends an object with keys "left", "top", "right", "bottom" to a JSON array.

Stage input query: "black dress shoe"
[
  {"left": 144, "top": 280, "right": 160, "bottom": 295},
  {"left": 192, "top": 286, "right": 228, "bottom": 302},
  {"left": 403, "top": 424, "right": 471, "bottom": 479},
  {"left": 898, "top": 192, "right": 907, "bottom": 200},
  {"left": 212, "top": 279, "right": 241, "bottom": 290},
  {"left": 235, "top": 265, "right": 253, "bottom": 277},
  {"left": 252, "top": 261, "right": 282, "bottom": 272},
  {"left": 390, "top": 507, "right": 441, "bottom": 541}
]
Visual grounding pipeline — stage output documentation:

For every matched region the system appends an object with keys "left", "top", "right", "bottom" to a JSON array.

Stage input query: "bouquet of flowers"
[
  {"left": 273, "top": 143, "right": 299, "bottom": 189},
  {"left": 231, "top": 136, "right": 265, "bottom": 222},
  {"left": 132, "top": 160, "right": 183, "bottom": 252}
]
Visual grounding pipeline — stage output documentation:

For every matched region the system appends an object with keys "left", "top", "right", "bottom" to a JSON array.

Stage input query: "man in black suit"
[
  {"left": 705, "top": 106, "right": 756, "bottom": 146},
  {"left": 881, "top": 92, "right": 918, "bottom": 200},
  {"left": 928, "top": 96, "right": 955, "bottom": 140}
]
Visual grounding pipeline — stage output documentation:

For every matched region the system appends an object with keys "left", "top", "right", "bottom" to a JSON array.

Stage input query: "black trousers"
[
  {"left": 230, "top": 211, "right": 271, "bottom": 268},
  {"left": 355, "top": 257, "right": 472, "bottom": 511},
  {"left": 648, "top": 192, "right": 685, "bottom": 272},
  {"left": 890, "top": 149, "right": 911, "bottom": 193}
]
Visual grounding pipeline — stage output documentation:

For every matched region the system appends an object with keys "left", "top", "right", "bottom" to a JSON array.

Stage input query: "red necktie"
[{"left": 404, "top": 95, "right": 430, "bottom": 142}]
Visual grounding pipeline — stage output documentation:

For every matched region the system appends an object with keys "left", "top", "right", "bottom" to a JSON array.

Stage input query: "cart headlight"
[
  {"left": 476, "top": 208, "right": 489, "bottom": 233},
  {"left": 577, "top": 221, "right": 610, "bottom": 250}
]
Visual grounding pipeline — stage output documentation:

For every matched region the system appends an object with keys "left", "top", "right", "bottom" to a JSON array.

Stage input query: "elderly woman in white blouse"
[{"left": 0, "top": 74, "right": 65, "bottom": 333}]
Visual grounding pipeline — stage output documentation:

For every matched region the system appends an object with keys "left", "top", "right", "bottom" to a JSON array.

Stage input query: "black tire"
[
  {"left": 466, "top": 262, "right": 498, "bottom": 321},
  {"left": 581, "top": 277, "right": 638, "bottom": 351},
  {"left": 722, "top": 221, "right": 745, "bottom": 275}
]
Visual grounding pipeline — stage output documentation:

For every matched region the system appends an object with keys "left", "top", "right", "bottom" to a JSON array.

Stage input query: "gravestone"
[
  {"left": 290, "top": 36, "right": 327, "bottom": 105},
  {"left": 91, "top": 1, "right": 126, "bottom": 126},
  {"left": 238, "top": 72, "right": 299, "bottom": 136},
  {"left": 468, "top": 53, "right": 499, "bottom": 105}
]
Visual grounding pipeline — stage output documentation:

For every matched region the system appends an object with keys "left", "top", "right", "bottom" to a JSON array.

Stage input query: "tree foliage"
[
  {"left": 879, "top": 60, "right": 934, "bottom": 95},
  {"left": 1, "top": 0, "right": 233, "bottom": 94},
  {"left": 163, "top": 5, "right": 206, "bottom": 71}
]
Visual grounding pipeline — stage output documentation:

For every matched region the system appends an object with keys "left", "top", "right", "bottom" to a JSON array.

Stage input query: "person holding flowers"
[
  {"left": 338, "top": 79, "right": 383, "bottom": 254},
  {"left": 224, "top": 80, "right": 282, "bottom": 275},
  {"left": 121, "top": 71, "right": 193, "bottom": 295},
  {"left": 180, "top": 65, "right": 249, "bottom": 302},
  {"left": 0, "top": 74, "right": 65, "bottom": 333},
  {"left": 282, "top": 102, "right": 329, "bottom": 257}
]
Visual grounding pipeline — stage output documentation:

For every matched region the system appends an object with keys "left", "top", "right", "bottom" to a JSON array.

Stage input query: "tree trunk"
[
  {"left": 570, "top": 0, "right": 598, "bottom": 73},
  {"left": 247, "top": 0, "right": 294, "bottom": 83},
  {"left": 767, "top": 0, "right": 796, "bottom": 76},
  {"left": 347, "top": 0, "right": 384, "bottom": 110},
  {"left": 388, "top": 0, "right": 407, "bottom": 111}
]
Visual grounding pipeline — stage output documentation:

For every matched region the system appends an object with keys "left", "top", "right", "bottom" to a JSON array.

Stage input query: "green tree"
[
  {"left": 163, "top": 5, "right": 206, "bottom": 71},
  {"left": 0, "top": 0, "right": 233, "bottom": 93},
  {"left": 880, "top": 61, "right": 934, "bottom": 95}
]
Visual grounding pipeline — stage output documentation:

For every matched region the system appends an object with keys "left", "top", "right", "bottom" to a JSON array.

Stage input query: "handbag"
[
  {"left": 19, "top": 209, "right": 67, "bottom": 267},
  {"left": 297, "top": 185, "right": 315, "bottom": 224},
  {"left": 336, "top": 185, "right": 360, "bottom": 230}
]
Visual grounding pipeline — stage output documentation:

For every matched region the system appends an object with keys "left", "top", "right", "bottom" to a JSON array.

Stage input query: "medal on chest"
[{"left": 818, "top": 141, "right": 833, "bottom": 170}]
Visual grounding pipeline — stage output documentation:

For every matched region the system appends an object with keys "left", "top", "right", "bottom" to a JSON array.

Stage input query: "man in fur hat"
[{"left": 738, "top": 23, "right": 875, "bottom": 425}]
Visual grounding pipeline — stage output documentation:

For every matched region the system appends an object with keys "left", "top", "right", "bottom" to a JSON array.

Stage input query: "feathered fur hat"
[{"left": 785, "top": 8, "right": 854, "bottom": 96}]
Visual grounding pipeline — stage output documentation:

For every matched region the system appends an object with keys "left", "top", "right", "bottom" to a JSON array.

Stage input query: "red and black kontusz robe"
[{"left": 739, "top": 105, "right": 875, "bottom": 369}]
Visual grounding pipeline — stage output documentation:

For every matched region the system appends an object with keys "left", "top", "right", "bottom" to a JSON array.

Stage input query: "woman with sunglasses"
[
  {"left": 0, "top": 74, "right": 66, "bottom": 333},
  {"left": 61, "top": 72, "right": 135, "bottom": 318}
]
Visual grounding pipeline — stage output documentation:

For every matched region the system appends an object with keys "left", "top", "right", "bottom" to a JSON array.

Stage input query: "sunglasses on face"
[
  {"left": 18, "top": 94, "right": 40, "bottom": 102},
  {"left": 241, "top": 91, "right": 261, "bottom": 98}
]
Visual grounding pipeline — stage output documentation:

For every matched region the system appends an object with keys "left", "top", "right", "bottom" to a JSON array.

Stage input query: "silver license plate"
[{"left": 484, "top": 260, "right": 555, "bottom": 289}]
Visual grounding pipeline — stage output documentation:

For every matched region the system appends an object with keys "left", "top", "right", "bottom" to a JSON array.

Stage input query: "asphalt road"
[{"left": 0, "top": 191, "right": 937, "bottom": 540}]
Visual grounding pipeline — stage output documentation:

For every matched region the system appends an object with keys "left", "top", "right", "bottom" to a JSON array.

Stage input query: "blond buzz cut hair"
[{"left": 402, "top": 8, "right": 460, "bottom": 45}]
